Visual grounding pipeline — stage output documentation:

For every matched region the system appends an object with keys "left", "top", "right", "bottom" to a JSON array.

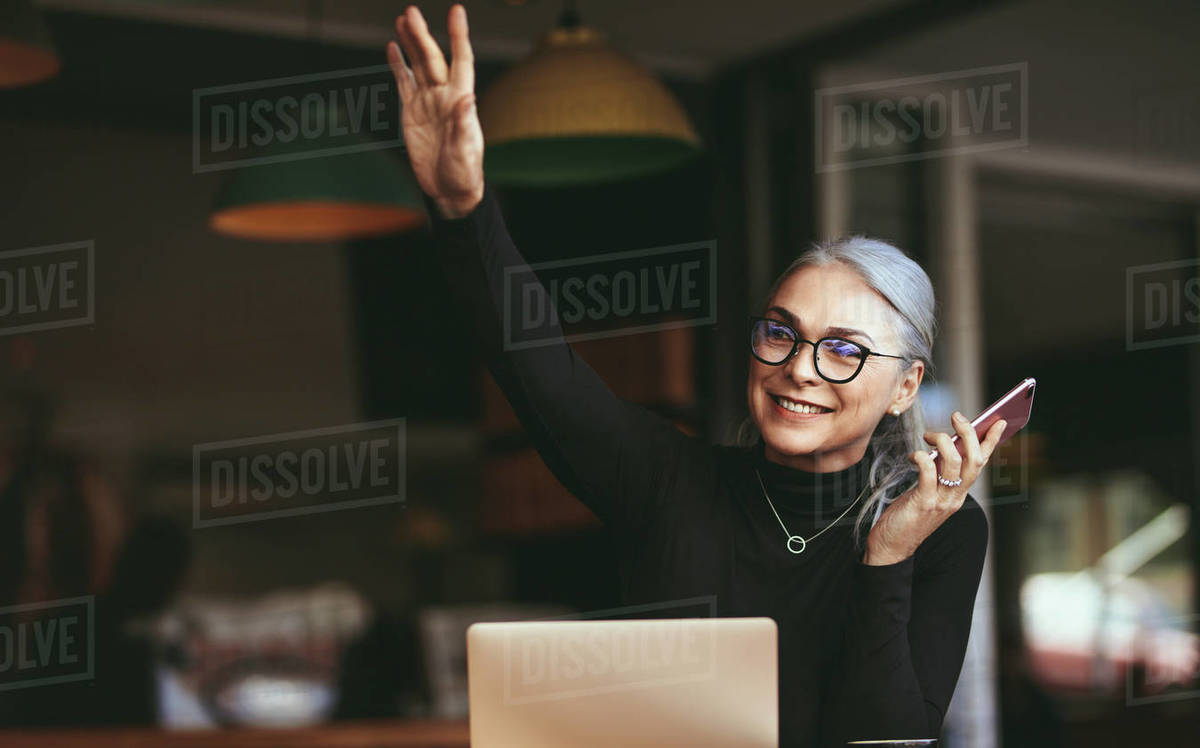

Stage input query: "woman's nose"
[{"left": 784, "top": 343, "right": 822, "bottom": 384}]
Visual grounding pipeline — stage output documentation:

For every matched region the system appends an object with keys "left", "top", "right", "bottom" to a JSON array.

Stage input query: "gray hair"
[{"left": 733, "top": 234, "right": 937, "bottom": 549}]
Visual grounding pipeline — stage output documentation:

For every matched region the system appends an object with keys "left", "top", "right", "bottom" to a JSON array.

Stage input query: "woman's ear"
[{"left": 891, "top": 359, "right": 924, "bottom": 413}]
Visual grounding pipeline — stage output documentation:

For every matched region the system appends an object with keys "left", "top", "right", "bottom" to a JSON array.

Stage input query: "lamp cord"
[
  {"left": 558, "top": 0, "right": 581, "bottom": 29},
  {"left": 307, "top": 0, "right": 322, "bottom": 42}
]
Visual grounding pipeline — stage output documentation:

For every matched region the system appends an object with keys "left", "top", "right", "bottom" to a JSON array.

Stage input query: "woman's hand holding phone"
[
  {"left": 864, "top": 412, "right": 1006, "bottom": 566},
  {"left": 864, "top": 377, "right": 1035, "bottom": 565},
  {"left": 928, "top": 377, "right": 1036, "bottom": 466}
]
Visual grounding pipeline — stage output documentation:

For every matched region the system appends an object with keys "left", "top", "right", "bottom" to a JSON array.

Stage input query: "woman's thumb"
[
  {"left": 446, "top": 92, "right": 476, "bottom": 141},
  {"left": 459, "top": 92, "right": 477, "bottom": 122}
]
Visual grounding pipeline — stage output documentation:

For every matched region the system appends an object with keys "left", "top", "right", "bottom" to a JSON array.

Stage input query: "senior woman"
[{"left": 386, "top": 5, "right": 1006, "bottom": 746}]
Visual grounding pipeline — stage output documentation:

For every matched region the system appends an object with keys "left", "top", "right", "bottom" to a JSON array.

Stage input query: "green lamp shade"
[
  {"left": 210, "top": 144, "right": 427, "bottom": 242},
  {"left": 478, "top": 25, "right": 702, "bottom": 187},
  {"left": 0, "top": 1, "right": 60, "bottom": 88},
  {"left": 483, "top": 135, "right": 701, "bottom": 188}
]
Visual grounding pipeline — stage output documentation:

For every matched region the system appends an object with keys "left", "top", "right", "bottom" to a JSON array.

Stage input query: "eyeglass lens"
[{"left": 750, "top": 319, "right": 865, "bottom": 380}]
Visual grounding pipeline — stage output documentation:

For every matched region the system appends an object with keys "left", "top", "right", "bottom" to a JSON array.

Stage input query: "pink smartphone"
[{"left": 929, "top": 377, "right": 1036, "bottom": 464}]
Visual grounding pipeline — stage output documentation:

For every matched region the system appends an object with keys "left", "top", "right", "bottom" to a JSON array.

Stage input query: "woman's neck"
[
  {"left": 762, "top": 437, "right": 871, "bottom": 473},
  {"left": 752, "top": 439, "right": 873, "bottom": 513}
]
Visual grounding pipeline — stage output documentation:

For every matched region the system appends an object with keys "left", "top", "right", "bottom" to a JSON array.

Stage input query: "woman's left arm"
[{"left": 821, "top": 498, "right": 989, "bottom": 746}]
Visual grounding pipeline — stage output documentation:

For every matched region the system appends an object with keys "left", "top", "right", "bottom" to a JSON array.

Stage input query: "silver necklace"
[{"left": 753, "top": 468, "right": 871, "bottom": 554}]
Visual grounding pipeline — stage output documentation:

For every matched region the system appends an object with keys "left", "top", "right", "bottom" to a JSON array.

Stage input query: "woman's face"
[{"left": 747, "top": 263, "right": 923, "bottom": 472}]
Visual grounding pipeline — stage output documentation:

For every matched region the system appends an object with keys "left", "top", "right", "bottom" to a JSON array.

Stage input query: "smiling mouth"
[{"left": 771, "top": 395, "right": 834, "bottom": 415}]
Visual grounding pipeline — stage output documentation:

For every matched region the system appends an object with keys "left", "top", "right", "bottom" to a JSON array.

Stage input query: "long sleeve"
[
  {"left": 820, "top": 495, "right": 990, "bottom": 746},
  {"left": 422, "top": 183, "right": 705, "bottom": 534}
]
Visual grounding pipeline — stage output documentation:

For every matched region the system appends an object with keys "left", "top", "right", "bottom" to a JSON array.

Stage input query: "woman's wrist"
[
  {"left": 862, "top": 542, "right": 912, "bottom": 566},
  {"left": 433, "top": 185, "right": 485, "bottom": 220}
]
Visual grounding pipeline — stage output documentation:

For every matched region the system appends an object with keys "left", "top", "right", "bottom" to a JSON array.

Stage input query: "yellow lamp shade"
[{"left": 478, "top": 25, "right": 702, "bottom": 186}]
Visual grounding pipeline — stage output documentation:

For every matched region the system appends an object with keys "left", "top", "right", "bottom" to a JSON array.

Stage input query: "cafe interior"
[{"left": 1, "top": 0, "right": 1198, "bottom": 746}]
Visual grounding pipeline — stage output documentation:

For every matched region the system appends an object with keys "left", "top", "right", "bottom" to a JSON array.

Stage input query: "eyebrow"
[{"left": 765, "top": 306, "right": 877, "bottom": 346}]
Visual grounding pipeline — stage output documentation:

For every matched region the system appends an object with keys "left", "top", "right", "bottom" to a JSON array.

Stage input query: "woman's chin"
[{"left": 760, "top": 426, "right": 824, "bottom": 457}]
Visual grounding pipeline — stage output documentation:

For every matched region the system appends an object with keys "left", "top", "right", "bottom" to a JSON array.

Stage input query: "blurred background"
[{"left": 0, "top": 0, "right": 1197, "bottom": 746}]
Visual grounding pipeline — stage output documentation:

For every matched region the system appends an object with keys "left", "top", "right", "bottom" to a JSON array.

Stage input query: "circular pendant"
[{"left": 786, "top": 535, "right": 807, "bottom": 554}]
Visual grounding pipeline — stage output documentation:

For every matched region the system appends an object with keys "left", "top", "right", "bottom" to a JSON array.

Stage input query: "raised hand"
[
  {"left": 864, "top": 411, "right": 1007, "bottom": 565},
  {"left": 386, "top": 4, "right": 484, "bottom": 219}
]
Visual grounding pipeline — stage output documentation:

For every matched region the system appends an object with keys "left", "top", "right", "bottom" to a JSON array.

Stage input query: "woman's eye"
[
  {"left": 766, "top": 323, "right": 792, "bottom": 340},
  {"left": 825, "top": 340, "right": 864, "bottom": 358}
]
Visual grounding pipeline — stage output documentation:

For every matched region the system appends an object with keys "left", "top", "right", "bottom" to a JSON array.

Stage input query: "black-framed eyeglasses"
[{"left": 748, "top": 315, "right": 909, "bottom": 383}]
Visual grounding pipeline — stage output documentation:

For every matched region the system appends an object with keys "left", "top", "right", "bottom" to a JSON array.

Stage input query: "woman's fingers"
[
  {"left": 394, "top": 13, "right": 427, "bottom": 88},
  {"left": 950, "top": 413, "right": 979, "bottom": 470},
  {"left": 980, "top": 419, "right": 1007, "bottom": 463},
  {"left": 910, "top": 449, "right": 938, "bottom": 504},
  {"left": 932, "top": 431, "right": 961, "bottom": 476},
  {"left": 405, "top": 6, "right": 449, "bottom": 87},
  {"left": 386, "top": 41, "right": 414, "bottom": 102},
  {"left": 447, "top": 3, "right": 475, "bottom": 93}
]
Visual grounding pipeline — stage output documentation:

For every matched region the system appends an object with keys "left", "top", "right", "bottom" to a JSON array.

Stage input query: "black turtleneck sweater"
[{"left": 425, "top": 183, "right": 989, "bottom": 747}]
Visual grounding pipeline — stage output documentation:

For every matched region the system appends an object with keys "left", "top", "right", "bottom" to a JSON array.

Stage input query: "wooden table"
[{"left": 0, "top": 720, "right": 470, "bottom": 747}]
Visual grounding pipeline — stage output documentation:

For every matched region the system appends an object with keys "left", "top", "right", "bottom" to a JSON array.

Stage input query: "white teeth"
[{"left": 773, "top": 396, "right": 831, "bottom": 414}]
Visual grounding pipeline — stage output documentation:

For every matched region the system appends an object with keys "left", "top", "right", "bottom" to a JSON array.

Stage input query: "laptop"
[{"left": 466, "top": 617, "right": 777, "bottom": 748}]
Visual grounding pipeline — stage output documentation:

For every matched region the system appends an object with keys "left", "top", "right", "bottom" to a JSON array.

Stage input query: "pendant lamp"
[
  {"left": 478, "top": 3, "right": 702, "bottom": 187},
  {"left": 208, "top": 102, "right": 427, "bottom": 242},
  {"left": 209, "top": 152, "right": 427, "bottom": 242},
  {"left": 0, "top": 1, "right": 60, "bottom": 88},
  {"left": 208, "top": 0, "right": 426, "bottom": 242}
]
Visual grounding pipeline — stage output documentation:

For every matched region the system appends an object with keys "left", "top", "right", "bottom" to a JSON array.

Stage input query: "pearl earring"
[{"left": 892, "top": 408, "right": 900, "bottom": 416}]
